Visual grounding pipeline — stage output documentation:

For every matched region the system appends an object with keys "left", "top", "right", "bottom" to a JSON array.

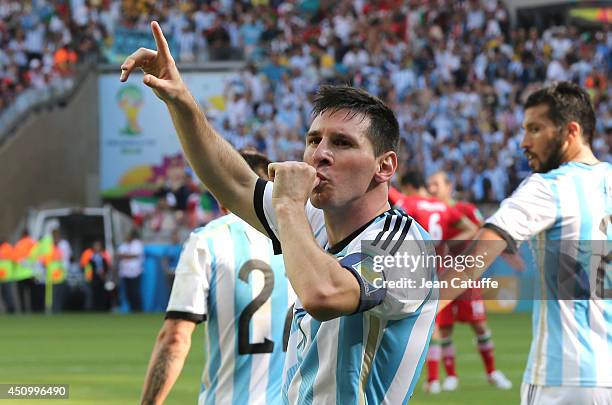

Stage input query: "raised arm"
[{"left": 120, "top": 21, "right": 264, "bottom": 234}]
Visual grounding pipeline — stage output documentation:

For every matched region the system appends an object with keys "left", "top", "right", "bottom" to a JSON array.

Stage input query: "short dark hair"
[
  {"left": 400, "top": 170, "right": 426, "bottom": 189},
  {"left": 311, "top": 85, "right": 400, "bottom": 156},
  {"left": 239, "top": 149, "right": 271, "bottom": 179},
  {"left": 524, "top": 82, "right": 596, "bottom": 145}
]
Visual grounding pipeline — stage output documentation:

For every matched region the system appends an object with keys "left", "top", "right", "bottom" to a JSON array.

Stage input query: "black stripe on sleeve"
[
  {"left": 165, "top": 311, "right": 206, "bottom": 324},
  {"left": 341, "top": 264, "right": 386, "bottom": 313},
  {"left": 371, "top": 215, "right": 392, "bottom": 247},
  {"left": 380, "top": 217, "right": 403, "bottom": 250},
  {"left": 482, "top": 223, "right": 518, "bottom": 254},
  {"left": 389, "top": 218, "right": 412, "bottom": 256},
  {"left": 254, "top": 178, "right": 282, "bottom": 254}
]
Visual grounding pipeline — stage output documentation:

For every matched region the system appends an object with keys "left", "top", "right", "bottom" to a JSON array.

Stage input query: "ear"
[
  {"left": 374, "top": 151, "right": 397, "bottom": 184},
  {"left": 565, "top": 121, "right": 584, "bottom": 145}
]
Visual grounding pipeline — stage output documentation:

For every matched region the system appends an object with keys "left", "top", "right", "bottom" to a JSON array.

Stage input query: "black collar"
[{"left": 326, "top": 209, "right": 394, "bottom": 255}]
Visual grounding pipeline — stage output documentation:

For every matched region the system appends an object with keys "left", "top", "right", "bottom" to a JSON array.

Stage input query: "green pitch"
[{"left": 0, "top": 312, "right": 531, "bottom": 404}]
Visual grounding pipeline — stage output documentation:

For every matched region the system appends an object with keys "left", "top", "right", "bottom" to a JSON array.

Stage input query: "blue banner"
[{"left": 104, "top": 28, "right": 178, "bottom": 64}]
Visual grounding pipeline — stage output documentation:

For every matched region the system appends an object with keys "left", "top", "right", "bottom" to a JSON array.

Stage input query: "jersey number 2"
[{"left": 238, "top": 259, "right": 292, "bottom": 354}]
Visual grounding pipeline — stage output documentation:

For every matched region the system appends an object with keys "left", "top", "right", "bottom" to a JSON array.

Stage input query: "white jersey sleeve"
[
  {"left": 486, "top": 174, "right": 557, "bottom": 251},
  {"left": 254, "top": 178, "right": 324, "bottom": 255},
  {"left": 337, "top": 213, "right": 437, "bottom": 320},
  {"left": 165, "top": 230, "right": 211, "bottom": 323}
]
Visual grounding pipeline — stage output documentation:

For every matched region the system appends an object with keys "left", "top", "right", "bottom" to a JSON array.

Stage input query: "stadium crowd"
[
  {"left": 122, "top": 0, "right": 611, "bottom": 244},
  {"left": 208, "top": 0, "right": 610, "bottom": 203},
  {"left": 120, "top": 0, "right": 610, "bottom": 203},
  {"left": 0, "top": 0, "right": 110, "bottom": 112},
  {"left": 3, "top": 0, "right": 611, "bottom": 208}
]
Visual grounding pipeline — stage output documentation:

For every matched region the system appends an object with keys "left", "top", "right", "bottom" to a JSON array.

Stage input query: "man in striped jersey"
[
  {"left": 141, "top": 151, "right": 295, "bottom": 405},
  {"left": 122, "top": 22, "right": 438, "bottom": 404},
  {"left": 440, "top": 82, "right": 611, "bottom": 404}
]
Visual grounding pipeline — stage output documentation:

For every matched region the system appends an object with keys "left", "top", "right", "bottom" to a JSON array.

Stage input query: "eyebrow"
[
  {"left": 523, "top": 121, "right": 541, "bottom": 129},
  {"left": 305, "top": 130, "right": 355, "bottom": 139}
]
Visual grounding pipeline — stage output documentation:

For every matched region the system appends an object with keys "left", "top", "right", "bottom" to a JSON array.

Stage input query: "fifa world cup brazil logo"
[{"left": 117, "top": 85, "right": 144, "bottom": 135}]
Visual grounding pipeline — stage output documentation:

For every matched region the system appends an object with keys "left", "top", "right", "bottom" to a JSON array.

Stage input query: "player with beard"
[{"left": 439, "top": 82, "right": 611, "bottom": 405}]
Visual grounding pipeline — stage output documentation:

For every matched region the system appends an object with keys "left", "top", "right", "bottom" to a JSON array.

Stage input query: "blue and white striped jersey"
[
  {"left": 487, "top": 161, "right": 612, "bottom": 387},
  {"left": 166, "top": 214, "right": 296, "bottom": 405},
  {"left": 254, "top": 179, "right": 439, "bottom": 404}
]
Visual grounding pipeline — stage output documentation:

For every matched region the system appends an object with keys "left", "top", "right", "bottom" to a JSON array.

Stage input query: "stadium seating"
[{"left": 2, "top": 0, "right": 610, "bottom": 208}]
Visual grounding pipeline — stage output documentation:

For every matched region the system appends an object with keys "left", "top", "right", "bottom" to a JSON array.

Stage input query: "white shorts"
[{"left": 520, "top": 383, "right": 612, "bottom": 405}]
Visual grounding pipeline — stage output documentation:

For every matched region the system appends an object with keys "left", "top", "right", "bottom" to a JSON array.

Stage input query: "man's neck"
[
  {"left": 564, "top": 146, "right": 599, "bottom": 166},
  {"left": 323, "top": 189, "right": 390, "bottom": 248}
]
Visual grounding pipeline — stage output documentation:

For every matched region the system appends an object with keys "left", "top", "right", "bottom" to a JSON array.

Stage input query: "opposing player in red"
[
  {"left": 427, "top": 171, "right": 512, "bottom": 392},
  {"left": 390, "top": 170, "right": 481, "bottom": 393},
  {"left": 389, "top": 170, "right": 477, "bottom": 241}
]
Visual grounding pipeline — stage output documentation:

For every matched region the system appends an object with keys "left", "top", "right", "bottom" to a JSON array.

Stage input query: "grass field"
[{"left": 0, "top": 312, "right": 531, "bottom": 404}]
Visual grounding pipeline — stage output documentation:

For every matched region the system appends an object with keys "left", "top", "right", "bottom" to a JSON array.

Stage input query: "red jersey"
[
  {"left": 388, "top": 187, "right": 463, "bottom": 240},
  {"left": 445, "top": 201, "right": 484, "bottom": 239}
]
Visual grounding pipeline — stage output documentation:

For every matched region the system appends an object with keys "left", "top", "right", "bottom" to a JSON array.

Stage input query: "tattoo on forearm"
[{"left": 142, "top": 346, "right": 175, "bottom": 404}]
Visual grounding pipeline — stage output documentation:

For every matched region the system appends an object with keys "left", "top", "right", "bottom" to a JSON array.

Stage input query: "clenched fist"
[{"left": 268, "top": 162, "right": 320, "bottom": 208}]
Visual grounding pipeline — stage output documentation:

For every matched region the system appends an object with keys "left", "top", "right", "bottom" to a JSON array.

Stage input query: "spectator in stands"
[
  {"left": 80, "top": 240, "right": 112, "bottom": 311},
  {"left": 154, "top": 157, "right": 192, "bottom": 211},
  {"left": 143, "top": 198, "right": 178, "bottom": 243},
  {"left": 53, "top": 43, "right": 78, "bottom": 77},
  {"left": 205, "top": 15, "right": 232, "bottom": 60},
  {"left": 117, "top": 229, "right": 144, "bottom": 312}
]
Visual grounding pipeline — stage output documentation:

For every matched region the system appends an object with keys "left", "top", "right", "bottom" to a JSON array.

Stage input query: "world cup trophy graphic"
[{"left": 117, "top": 84, "right": 144, "bottom": 135}]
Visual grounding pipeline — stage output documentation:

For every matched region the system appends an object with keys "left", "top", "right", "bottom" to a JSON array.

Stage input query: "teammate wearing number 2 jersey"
[{"left": 142, "top": 151, "right": 295, "bottom": 405}]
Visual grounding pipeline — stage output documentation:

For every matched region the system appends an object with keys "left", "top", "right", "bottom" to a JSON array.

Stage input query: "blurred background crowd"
[
  {"left": 0, "top": 0, "right": 610, "bottom": 312},
  {"left": 2, "top": 0, "right": 609, "bottom": 206}
]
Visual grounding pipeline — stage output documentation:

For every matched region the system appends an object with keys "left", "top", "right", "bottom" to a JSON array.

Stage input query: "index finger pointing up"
[{"left": 151, "top": 21, "right": 172, "bottom": 59}]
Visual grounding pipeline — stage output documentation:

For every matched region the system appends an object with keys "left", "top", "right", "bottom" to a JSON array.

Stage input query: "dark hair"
[
  {"left": 239, "top": 149, "right": 271, "bottom": 179},
  {"left": 311, "top": 85, "right": 400, "bottom": 156},
  {"left": 400, "top": 170, "right": 426, "bottom": 189},
  {"left": 524, "top": 81, "right": 596, "bottom": 145}
]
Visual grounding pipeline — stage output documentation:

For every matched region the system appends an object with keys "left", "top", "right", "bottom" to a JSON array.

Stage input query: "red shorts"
[{"left": 436, "top": 289, "right": 486, "bottom": 327}]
